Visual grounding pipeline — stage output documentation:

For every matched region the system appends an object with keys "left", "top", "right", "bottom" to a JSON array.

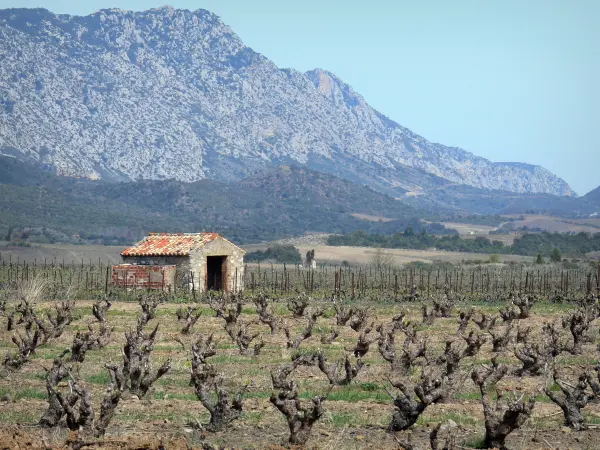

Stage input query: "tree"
[
  {"left": 535, "top": 254, "right": 544, "bottom": 264},
  {"left": 550, "top": 248, "right": 562, "bottom": 262},
  {"left": 245, "top": 245, "right": 301, "bottom": 264},
  {"left": 5, "top": 225, "right": 13, "bottom": 242},
  {"left": 305, "top": 249, "right": 315, "bottom": 264},
  {"left": 544, "top": 370, "right": 595, "bottom": 430},
  {"left": 488, "top": 254, "right": 500, "bottom": 263},
  {"left": 371, "top": 246, "right": 394, "bottom": 270},
  {"left": 472, "top": 359, "right": 536, "bottom": 449}
]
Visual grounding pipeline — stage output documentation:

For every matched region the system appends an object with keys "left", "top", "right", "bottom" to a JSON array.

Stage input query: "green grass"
[
  {"left": 208, "top": 354, "right": 266, "bottom": 365},
  {"left": 85, "top": 372, "right": 111, "bottom": 384},
  {"left": 154, "top": 391, "right": 197, "bottom": 401},
  {"left": 242, "top": 384, "right": 392, "bottom": 403},
  {"left": 326, "top": 385, "right": 390, "bottom": 403},
  {"left": 455, "top": 391, "right": 482, "bottom": 401},
  {"left": 105, "top": 309, "right": 140, "bottom": 317},
  {"left": 357, "top": 382, "right": 379, "bottom": 391},
  {"left": 473, "top": 356, "right": 512, "bottom": 365},
  {"left": 0, "top": 387, "right": 46, "bottom": 401},
  {"left": 215, "top": 343, "right": 241, "bottom": 350},
  {"left": 0, "top": 410, "right": 39, "bottom": 423},
  {"left": 116, "top": 409, "right": 201, "bottom": 423},
  {"left": 75, "top": 306, "right": 93, "bottom": 317},
  {"left": 155, "top": 374, "right": 194, "bottom": 388},
  {"left": 244, "top": 391, "right": 271, "bottom": 400},
  {"left": 242, "top": 411, "right": 264, "bottom": 425},
  {"left": 154, "top": 345, "right": 193, "bottom": 351},
  {"left": 31, "top": 371, "right": 47, "bottom": 381},
  {"left": 557, "top": 356, "right": 598, "bottom": 365},
  {"left": 456, "top": 389, "right": 544, "bottom": 405},
  {"left": 461, "top": 435, "right": 487, "bottom": 449},
  {"left": 530, "top": 414, "right": 563, "bottom": 428},
  {"left": 155, "top": 306, "right": 214, "bottom": 317},
  {"left": 535, "top": 394, "right": 554, "bottom": 403},
  {"left": 583, "top": 413, "right": 600, "bottom": 425},
  {"left": 322, "top": 308, "right": 336, "bottom": 319},
  {"left": 329, "top": 411, "right": 376, "bottom": 428},
  {"left": 417, "top": 412, "right": 480, "bottom": 427}
]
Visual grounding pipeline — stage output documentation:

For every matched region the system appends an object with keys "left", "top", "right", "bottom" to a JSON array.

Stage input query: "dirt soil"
[
  {"left": 1, "top": 299, "right": 600, "bottom": 449},
  {"left": 294, "top": 245, "right": 533, "bottom": 265},
  {"left": 502, "top": 215, "right": 600, "bottom": 234}
]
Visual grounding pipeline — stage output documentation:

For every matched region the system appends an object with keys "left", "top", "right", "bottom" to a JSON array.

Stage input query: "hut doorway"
[{"left": 207, "top": 255, "right": 227, "bottom": 291}]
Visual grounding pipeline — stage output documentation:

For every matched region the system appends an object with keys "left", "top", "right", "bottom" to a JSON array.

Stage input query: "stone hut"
[{"left": 120, "top": 232, "right": 245, "bottom": 292}]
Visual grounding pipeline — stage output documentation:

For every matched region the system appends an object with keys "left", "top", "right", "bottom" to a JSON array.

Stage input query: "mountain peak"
[
  {"left": 0, "top": 7, "right": 574, "bottom": 198},
  {"left": 305, "top": 68, "right": 365, "bottom": 108},
  {"left": 151, "top": 5, "right": 176, "bottom": 12}
]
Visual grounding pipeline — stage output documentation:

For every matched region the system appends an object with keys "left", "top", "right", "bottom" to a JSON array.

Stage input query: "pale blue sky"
[{"left": 2, "top": 1, "right": 598, "bottom": 195}]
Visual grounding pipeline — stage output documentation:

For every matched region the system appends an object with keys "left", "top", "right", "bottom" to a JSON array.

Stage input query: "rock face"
[{"left": 0, "top": 7, "right": 574, "bottom": 196}]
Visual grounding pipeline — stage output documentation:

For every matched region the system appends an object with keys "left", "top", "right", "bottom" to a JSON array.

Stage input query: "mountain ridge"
[
  {"left": 583, "top": 185, "right": 600, "bottom": 206},
  {"left": 0, "top": 7, "right": 575, "bottom": 197}
]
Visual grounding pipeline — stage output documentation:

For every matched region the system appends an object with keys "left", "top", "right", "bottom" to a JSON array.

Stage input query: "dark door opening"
[{"left": 207, "top": 256, "right": 227, "bottom": 291}]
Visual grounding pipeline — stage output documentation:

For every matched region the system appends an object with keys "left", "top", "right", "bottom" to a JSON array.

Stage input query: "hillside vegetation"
[
  {"left": 328, "top": 229, "right": 600, "bottom": 258},
  {"left": 0, "top": 157, "right": 451, "bottom": 244},
  {"left": 402, "top": 183, "right": 599, "bottom": 217},
  {"left": 583, "top": 185, "right": 600, "bottom": 205}
]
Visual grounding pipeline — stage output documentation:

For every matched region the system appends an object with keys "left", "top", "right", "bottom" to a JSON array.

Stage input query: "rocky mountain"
[{"left": 0, "top": 7, "right": 574, "bottom": 197}]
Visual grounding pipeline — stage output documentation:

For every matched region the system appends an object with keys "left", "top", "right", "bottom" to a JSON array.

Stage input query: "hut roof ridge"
[{"left": 121, "top": 232, "right": 244, "bottom": 257}]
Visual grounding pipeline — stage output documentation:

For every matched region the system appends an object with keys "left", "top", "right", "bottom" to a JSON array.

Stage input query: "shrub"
[
  {"left": 550, "top": 248, "right": 562, "bottom": 262},
  {"left": 245, "top": 244, "right": 301, "bottom": 264},
  {"left": 488, "top": 254, "right": 500, "bottom": 263}
]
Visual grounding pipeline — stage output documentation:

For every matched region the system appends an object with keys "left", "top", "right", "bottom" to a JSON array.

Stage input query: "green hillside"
[
  {"left": 0, "top": 157, "right": 448, "bottom": 244},
  {"left": 583, "top": 185, "right": 600, "bottom": 207}
]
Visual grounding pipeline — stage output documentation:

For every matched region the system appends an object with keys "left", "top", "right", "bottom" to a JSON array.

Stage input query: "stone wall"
[
  {"left": 121, "top": 255, "right": 191, "bottom": 288},
  {"left": 121, "top": 255, "right": 190, "bottom": 266},
  {"left": 112, "top": 264, "right": 176, "bottom": 290},
  {"left": 189, "top": 238, "right": 245, "bottom": 293}
]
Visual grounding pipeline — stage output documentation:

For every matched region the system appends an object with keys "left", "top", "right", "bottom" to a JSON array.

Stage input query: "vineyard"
[
  {"left": 0, "top": 256, "right": 599, "bottom": 300},
  {"left": 0, "top": 259, "right": 600, "bottom": 449}
]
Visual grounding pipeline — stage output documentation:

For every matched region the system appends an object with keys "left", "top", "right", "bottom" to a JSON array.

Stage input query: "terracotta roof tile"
[{"left": 121, "top": 232, "right": 220, "bottom": 257}]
